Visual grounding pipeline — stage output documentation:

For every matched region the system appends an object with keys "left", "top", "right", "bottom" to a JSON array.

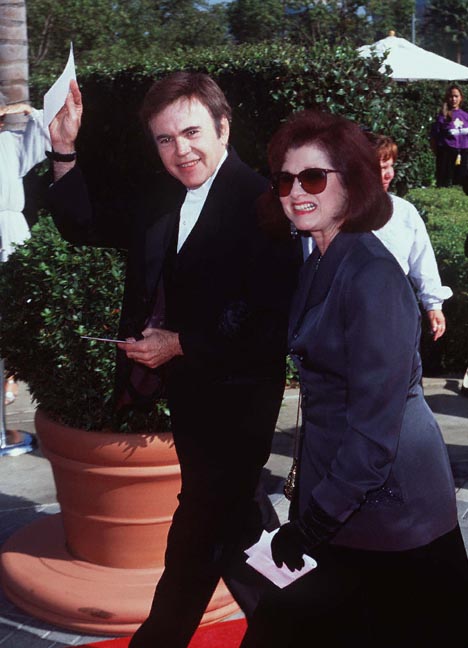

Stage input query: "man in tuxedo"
[{"left": 48, "top": 72, "right": 298, "bottom": 648}]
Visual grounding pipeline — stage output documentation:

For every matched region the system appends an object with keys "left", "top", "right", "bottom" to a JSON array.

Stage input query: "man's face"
[{"left": 149, "top": 97, "right": 229, "bottom": 189}]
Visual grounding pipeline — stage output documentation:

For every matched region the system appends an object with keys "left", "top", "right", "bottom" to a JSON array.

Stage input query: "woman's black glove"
[
  {"left": 271, "top": 521, "right": 310, "bottom": 571},
  {"left": 271, "top": 498, "right": 341, "bottom": 572}
]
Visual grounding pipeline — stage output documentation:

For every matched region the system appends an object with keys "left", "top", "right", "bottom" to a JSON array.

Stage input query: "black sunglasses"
[{"left": 271, "top": 168, "right": 339, "bottom": 197}]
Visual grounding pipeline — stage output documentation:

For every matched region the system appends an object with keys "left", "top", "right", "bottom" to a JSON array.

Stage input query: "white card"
[
  {"left": 245, "top": 529, "right": 317, "bottom": 589},
  {"left": 44, "top": 42, "right": 76, "bottom": 128}
]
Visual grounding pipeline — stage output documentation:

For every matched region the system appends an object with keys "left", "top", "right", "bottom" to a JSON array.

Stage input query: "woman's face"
[
  {"left": 379, "top": 156, "right": 395, "bottom": 192},
  {"left": 279, "top": 143, "right": 347, "bottom": 238},
  {"left": 447, "top": 89, "right": 462, "bottom": 110}
]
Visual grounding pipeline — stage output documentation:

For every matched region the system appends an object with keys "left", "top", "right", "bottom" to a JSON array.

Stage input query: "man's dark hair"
[{"left": 140, "top": 71, "right": 232, "bottom": 137}]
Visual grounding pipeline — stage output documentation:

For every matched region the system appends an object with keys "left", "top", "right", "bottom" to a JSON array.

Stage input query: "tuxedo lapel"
[
  {"left": 144, "top": 209, "right": 179, "bottom": 298},
  {"left": 143, "top": 175, "right": 185, "bottom": 299},
  {"left": 143, "top": 149, "right": 244, "bottom": 296},
  {"left": 176, "top": 150, "right": 240, "bottom": 268}
]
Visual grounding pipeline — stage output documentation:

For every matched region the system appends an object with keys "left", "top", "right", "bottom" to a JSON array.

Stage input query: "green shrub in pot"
[{"left": 0, "top": 214, "right": 170, "bottom": 432}]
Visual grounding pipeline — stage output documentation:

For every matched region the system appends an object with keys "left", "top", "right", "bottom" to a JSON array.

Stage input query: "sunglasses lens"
[
  {"left": 299, "top": 169, "right": 327, "bottom": 194},
  {"left": 274, "top": 173, "right": 294, "bottom": 197},
  {"left": 273, "top": 169, "right": 329, "bottom": 197}
]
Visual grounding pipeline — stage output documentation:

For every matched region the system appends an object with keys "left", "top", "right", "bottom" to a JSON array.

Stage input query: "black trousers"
[
  {"left": 436, "top": 146, "right": 468, "bottom": 187},
  {"left": 240, "top": 525, "right": 468, "bottom": 648},
  {"left": 129, "top": 375, "right": 284, "bottom": 648}
]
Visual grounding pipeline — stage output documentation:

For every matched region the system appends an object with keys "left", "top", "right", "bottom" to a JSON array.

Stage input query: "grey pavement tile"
[
  {"left": 270, "top": 429, "right": 295, "bottom": 460},
  {"left": 1, "top": 610, "right": 39, "bottom": 624},
  {"left": 0, "top": 618, "right": 114, "bottom": 647},
  {"left": 0, "top": 628, "right": 15, "bottom": 646},
  {"left": 0, "top": 616, "right": 49, "bottom": 638},
  {"left": 0, "top": 452, "right": 57, "bottom": 508},
  {"left": 269, "top": 493, "right": 290, "bottom": 525},
  {"left": 0, "top": 634, "right": 69, "bottom": 647},
  {"left": 0, "top": 505, "right": 60, "bottom": 548},
  {"left": 1, "top": 417, "right": 36, "bottom": 436},
  {"left": 449, "top": 459, "right": 468, "bottom": 488},
  {"left": 275, "top": 390, "right": 299, "bottom": 434},
  {"left": 44, "top": 632, "right": 93, "bottom": 645},
  {"left": 460, "top": 527, "right": 468, "bottom": 550},
  {"left": 457, "top": 499, "right": 468, "bottom": 520},
  {"left": 73, "top": 636, "right": 115, "bottom": 646},
  {"left": 459, "top": 499, "right": 468, "bottom": 514},
  {"left": 0, "top": 592, "right": 16, "bottom": 614}
]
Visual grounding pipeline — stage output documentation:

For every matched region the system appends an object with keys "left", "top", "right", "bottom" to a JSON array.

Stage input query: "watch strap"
[{"left": 45, "top": 149, "right": 77, "bottom": 162}]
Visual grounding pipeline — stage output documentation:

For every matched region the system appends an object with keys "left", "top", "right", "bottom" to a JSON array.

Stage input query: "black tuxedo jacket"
[{"left": 49, "top": 149, "right": 299, "bottom": 410}]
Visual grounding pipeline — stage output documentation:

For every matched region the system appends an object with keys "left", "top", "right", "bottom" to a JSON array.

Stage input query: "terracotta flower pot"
[
  {"left": 0, "top": 409, "right": 238, "bottom": 634},
  {"left": 35, "top": 408, "right": 180, "bottom": 569}
]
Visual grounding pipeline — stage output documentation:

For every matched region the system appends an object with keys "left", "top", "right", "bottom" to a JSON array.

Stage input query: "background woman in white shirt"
[
  {"left": 364, "top": 132, "right": 452, "bottom": 341},
  {"left": 0, "top": 96, "right": 46, "bottom": 403}
]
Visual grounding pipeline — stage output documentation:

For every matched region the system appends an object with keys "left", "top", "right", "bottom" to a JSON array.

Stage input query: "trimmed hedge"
[
  {"left": 0, "top": 216, "right": 170, "bottom": 432},
  {"left": 406, "top": 186, "right": 468, "bottom": 374}
]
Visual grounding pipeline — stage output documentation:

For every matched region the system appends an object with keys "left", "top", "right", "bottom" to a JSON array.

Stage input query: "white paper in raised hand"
[
  {"left": 43, "top": 43, "right": 76, "bottom": 128},
  {"left": 245, "top": 529, "right": 317, "bottom": 589}
]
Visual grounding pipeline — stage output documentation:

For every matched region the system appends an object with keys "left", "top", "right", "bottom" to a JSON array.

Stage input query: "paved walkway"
[{"left": 0, "top": 377, "right": 467, "bottom": 647}]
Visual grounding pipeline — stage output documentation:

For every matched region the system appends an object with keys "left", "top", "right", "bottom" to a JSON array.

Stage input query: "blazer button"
[
  {"left": 293, "top": 333, "right": 298, "bottom": 339},
  {"left": 299, "top": 355, "right": 304, "bottom": 361}
]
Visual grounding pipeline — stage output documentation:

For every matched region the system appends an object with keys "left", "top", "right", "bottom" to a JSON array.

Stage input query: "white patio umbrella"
[{"left": 358, "top": 34, "right": 468, "bottom": 81}]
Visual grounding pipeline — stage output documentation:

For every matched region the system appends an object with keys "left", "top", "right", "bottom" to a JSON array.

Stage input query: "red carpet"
[{"left": 78, "top": 617, "right": 247, "bottom": 647}]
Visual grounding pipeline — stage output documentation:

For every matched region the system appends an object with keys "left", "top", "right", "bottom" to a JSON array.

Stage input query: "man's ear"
[{"left": 220, "top": 116, "right": 230, "bottom": 146}]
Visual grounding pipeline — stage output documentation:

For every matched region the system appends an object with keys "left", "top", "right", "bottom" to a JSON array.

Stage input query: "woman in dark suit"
[{"left": 241, "top": 110, "right": 468, "bottom": 648}]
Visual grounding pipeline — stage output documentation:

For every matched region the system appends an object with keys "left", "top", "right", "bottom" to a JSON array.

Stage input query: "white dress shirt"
[
  {"left": 302, "top": 193, "right": 452, "bottom": 311},
  {"left": 177, "top": 149, "right": 228, "bottom": 253}
]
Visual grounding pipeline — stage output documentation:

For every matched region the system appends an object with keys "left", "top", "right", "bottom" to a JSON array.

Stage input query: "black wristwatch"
[{"left": 45, "top": 149, "right": 77, "bottom": 162}]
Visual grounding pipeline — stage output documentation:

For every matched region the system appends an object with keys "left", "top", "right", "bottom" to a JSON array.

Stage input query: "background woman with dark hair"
[
  {"left": 431, "top": 83, "right": 468, "bottom": 187},
  {"left": 241, "top": 109, "right": 468, "bottom": 648}
]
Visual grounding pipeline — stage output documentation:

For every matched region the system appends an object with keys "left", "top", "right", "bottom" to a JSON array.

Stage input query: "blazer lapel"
[
  {"left": 291, "top": 232, "right": 359, "bottom": 332},
  {"left": 290, "top": 245, "right": 321, "bottom": 331}
]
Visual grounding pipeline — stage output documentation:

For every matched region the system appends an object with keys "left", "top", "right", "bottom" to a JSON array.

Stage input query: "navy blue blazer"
[{"left": 289, "top": 231, "right": 457, "bottom": 551}]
